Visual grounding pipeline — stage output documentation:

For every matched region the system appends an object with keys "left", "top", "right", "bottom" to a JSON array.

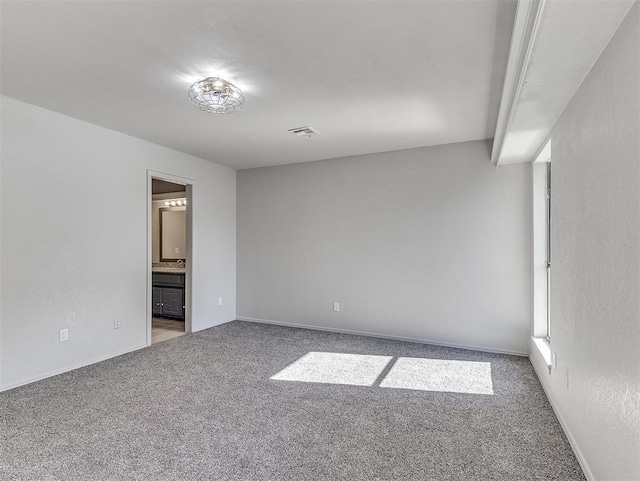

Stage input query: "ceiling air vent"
[{"left": 288, "top": 126, "right": 319, "bottom": 137}]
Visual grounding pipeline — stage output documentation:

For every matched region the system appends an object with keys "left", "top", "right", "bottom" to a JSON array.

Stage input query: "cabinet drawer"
[{"left": 152, "top": 273, "right": 185, "bottom": 287}]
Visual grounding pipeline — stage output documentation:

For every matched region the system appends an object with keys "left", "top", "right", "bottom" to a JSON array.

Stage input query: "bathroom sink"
[{"left": 152, "top": 267, "right": 186, "bottom": 273}]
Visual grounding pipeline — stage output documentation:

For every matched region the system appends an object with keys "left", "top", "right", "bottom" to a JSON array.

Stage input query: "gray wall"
[
  {"left": 0, "top": 96, "right": 237, "bottom": 390},
  {"left": 237, "top": 140, "right": 531, "bottom": 354},
  {"left": 529, "top": 3, "right": 640, "bottom": 479}
]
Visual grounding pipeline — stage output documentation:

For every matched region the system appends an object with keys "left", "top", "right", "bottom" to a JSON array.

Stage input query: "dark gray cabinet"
[
  {"left": 161, "top": 288, "right": 183, "bottom": 317},
  {"left": 152, "top": 287, "right": 163, "bottom": 316},
  {"left": 152, "top": 273, "right": 185, "bottom": 320}
]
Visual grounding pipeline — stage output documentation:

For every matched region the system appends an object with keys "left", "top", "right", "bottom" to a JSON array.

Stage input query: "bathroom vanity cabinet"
[{"left": 152, "top": 272, "right": 185, "bottom": 320}]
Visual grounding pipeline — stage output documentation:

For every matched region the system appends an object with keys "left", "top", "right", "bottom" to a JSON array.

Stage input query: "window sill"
[{"left": 532, "top": 337, "right": 553, "bottom": 373}]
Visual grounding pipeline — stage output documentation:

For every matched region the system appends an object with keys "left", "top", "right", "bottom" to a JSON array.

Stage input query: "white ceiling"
[{"left": 0, "top": 0, "right": 516, "bottom": 169}]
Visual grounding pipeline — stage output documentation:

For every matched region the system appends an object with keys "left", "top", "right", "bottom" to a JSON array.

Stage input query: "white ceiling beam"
[
  {"left": 492, "top": 0, "right": 635, "bottom": 167},
  {"left": 491, "top": 0, "right": 546, "bottom": 167}
]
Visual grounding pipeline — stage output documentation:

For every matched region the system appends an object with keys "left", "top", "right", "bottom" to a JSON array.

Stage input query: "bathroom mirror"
[{"left": 160, "top": 208, "right": 186, "bottom": 261}]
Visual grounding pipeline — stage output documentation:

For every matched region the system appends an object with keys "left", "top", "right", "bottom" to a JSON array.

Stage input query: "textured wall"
[
  {"left": 237, "top": 140, "right": 531, "bottom": 354},
  {"left": 0, "top": 97, "right": 237, "bottom": 390},
  {"left": 530, "top": 4, "right": 640, "bottom": 479}
]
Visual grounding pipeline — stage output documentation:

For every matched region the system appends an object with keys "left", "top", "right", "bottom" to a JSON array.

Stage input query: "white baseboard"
[
  {"left": 191, "top": 317, "right": 235, "bottom": 333},
  {"left": 529, "top": 352, "right": 594, "bottom": 481},
  {"left": 236, "top": 317, "right": 529, "bottom": 357},
  {"left": 0, "top": 343, "right": 147, "bottom": 393}
]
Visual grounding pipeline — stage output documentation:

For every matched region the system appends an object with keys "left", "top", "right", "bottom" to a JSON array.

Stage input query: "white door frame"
[{"left": 147, "top": 170, "right": 195, "bottom": 346}]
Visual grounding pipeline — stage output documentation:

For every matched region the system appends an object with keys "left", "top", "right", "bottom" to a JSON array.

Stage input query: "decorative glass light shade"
[{"left": 188, "top": 77, "right": 244, "bottom": 114}]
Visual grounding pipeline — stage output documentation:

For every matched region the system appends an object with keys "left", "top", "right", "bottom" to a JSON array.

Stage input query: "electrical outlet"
[
  {"left": 59, "top": 329, "right": 69, "bottom": 342},
  {"left": 333, "top": 302, "right": 340, "bottom": 312},
  {"left": 564, "top": 367, "right": 569, "bottom": 389},
  {"left": 113, "top": 318, "right": 121, "bottom": 329},
  {"left": 218, "top": 297, "right": 223, "bottom": 306}
]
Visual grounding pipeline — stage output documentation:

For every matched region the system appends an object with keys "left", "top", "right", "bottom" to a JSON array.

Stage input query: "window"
[
  {"left": 532, "top": 140, "right": 551, "bottom": 343},
  {"left": 546, "top": 161, "right": 551, "bottom": 340}
]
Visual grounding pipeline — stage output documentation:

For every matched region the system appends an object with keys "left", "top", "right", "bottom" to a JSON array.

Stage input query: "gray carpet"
[{"left": 1, "top": 321, "right": 585, "bottom": 480}]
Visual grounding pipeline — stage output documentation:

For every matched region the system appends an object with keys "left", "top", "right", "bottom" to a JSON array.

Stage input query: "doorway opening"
[{"left": 148, "top": 174, "right": 192, "bottom": 345}]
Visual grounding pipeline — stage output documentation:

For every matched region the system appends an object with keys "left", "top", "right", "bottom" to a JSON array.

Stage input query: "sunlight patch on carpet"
[
  {"left": 270, "top": 352, "right": 393, "bottom": 386},
  {"left": 380, "top": 358, "right": 494, "bottom": 395}
]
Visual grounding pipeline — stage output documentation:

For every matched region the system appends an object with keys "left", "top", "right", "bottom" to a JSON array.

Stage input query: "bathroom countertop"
[{"left": 152, "top": 267, "right": 186, "bottom": 274}]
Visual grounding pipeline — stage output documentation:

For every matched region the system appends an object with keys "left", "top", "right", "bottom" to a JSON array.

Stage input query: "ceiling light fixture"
[
  {"left": 164, "top": 199, "right": 187, "bottom": 207},
  {"left": 188, "top": 77, "right": 244, "bottom": 114}
]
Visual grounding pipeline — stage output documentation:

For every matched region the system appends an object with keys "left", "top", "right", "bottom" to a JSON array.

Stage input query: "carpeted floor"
[{"left": 0, "top": 321, "right": 585, "bottom": 480}]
